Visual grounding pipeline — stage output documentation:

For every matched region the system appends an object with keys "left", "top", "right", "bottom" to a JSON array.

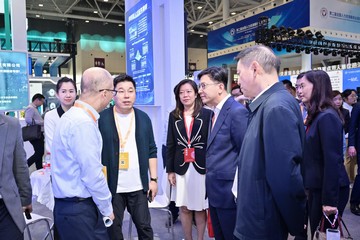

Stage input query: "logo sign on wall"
[
  {"left": 0, "top": 51, "right": 29, "bottom": 111},
  {"left": 125, "top": 0, "right": 154, "bottom": 105},
  {"left": 94, "top": 58, "right": 105, "bottom": 68}
]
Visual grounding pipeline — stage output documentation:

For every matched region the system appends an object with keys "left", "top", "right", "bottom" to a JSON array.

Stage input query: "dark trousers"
[
  {"left": 308, "top": 187, "right": 350, "bottom": 238},
  {"left": 54, "top": 197, "right": 109, "bottom": 240},
  {"left": 27, "top": 135, "right": 44, "bottom": 169},
  {"left": 108, "top": 190, "right": 153, "bottom": 240},
  {"left": 0, "top": 199, "right": 23, "bottom": 240},
  {"left": 162, "top": 144, "right": 179, "bottom": 220},
  {"left": 208, "top": 204, "right": 236, "bottom": 240},
  {"left": 350, "top": 155, "right": 360, "bottom": 205}
]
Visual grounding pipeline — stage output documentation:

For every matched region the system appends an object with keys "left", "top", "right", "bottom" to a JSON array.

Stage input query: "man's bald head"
[{"left": 80, "top": 67, "right": 113, "bottom": 94}]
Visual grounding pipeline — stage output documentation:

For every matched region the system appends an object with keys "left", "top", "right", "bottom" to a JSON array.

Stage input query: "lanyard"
[
  {"left": 74, "top": 102, "right": 97, "bottom": 122},
  {"left": 113, "top": 107, "right": 134, "bottom": 150},
  {"left": 183, "top": 113, "right": 194, "bottom": 147}
]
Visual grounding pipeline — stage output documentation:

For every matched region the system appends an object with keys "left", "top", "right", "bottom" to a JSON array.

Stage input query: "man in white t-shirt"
[{"left": 99, "top": 74, "right": 158, "bottom": 240}]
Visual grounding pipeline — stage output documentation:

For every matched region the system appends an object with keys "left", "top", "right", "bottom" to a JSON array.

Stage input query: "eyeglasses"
[
  {"left": 99, "top": 89, "right": 117, "bottom": 96},
  {"left": 198, "top": 82, "right": 220, "bottom": 90}
]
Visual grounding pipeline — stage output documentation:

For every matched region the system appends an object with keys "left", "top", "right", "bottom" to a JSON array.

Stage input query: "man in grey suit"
[
  {"left": 0, "top": 114, "right": 32, "bottom": 239},
  {"left": 198, "top": 66, "right": 248, "bottom": 240}
]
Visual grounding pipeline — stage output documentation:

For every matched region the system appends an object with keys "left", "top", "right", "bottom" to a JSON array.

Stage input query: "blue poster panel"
[
  {"left": 208, "top": 0, "right": 310, "bottom": 53},
  {"left": 125, "top": 0, "right": 154, "bottom": 105},
  {"left": 343, "top": 68, "right": 360, "bottom": 91},
  {"left": 310, "top": 0, "right": 360, "bottom": 41},
  {"left": 0, "top": 51, "right": 29, "bottom": 111}
]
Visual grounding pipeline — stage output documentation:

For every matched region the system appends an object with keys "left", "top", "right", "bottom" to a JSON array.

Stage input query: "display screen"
[
  {"left": 0, "top": 51, "right": 29, "bottom": 111},
  {"left": 125, "top": 0, "right": 154, "bottom": 105}
]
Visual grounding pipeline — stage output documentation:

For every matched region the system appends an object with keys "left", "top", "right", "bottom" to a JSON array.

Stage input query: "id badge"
[
  {"left": 326, "top": 228, "right": 340, "bottom": 240},
  {"left": 119, "top": 152, "right": 129, "bottom": 170},
  {"left": 184, "top": 148, "right": 195, "bottom": 163}
]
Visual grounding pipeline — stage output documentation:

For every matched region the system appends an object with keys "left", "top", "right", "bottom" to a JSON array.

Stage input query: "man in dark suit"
[
  {"left": 234, "top": 45, "right": 306, "bottom": 239},
  {"left": 198, "top": 66, "right": 248, "bottom": 240},
  {"left": 348, "top": 102, "right": 360, "bottom": 215},
  {"left": 0, "top": 114, "right": 32, "bottom": 239}
]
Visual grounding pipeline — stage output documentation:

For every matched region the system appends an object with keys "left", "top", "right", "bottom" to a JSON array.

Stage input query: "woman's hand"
[
  {"left": 322, "top": 205, "right": 338, "bottom": 216},
  {"left": 168, "top": 172, "right": 176, "bottom": 186},
  {"left": 348, "top": 146, "right": 357, "bottom": 158}
]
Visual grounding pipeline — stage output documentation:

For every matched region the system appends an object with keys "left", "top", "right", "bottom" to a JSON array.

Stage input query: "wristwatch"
[{"left": 150, "top": 177, "right": 158, "bottom": 183}]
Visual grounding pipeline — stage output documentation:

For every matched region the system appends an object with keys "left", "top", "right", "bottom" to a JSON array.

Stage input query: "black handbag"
[{"left": 22, "top": 119, "right": 42, "bottom": 141}]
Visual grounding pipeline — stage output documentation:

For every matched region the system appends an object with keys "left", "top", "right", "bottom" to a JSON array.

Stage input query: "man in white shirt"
[{"left": 51, "top": 67, "right": 115, "bottom": 240}]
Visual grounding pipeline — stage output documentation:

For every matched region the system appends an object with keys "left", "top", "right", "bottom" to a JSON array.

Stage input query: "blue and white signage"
[
  {"left": 0, "top": 51, "right": 29, "bottom": 111},
  {"left": 125, "top": 0, "right": 154, "bottom": 105}
]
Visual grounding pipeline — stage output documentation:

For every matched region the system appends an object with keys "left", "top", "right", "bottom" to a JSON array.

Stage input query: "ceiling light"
[
  {"left": 305, "top": 30, "right": 314, "bottom": 39},
  {"left": 288, "top": 27, "right": 295, "bottom": 37},
  {"left": 200, "top": 35, "right": 203, "bottom": 37},
  {"left": 118, "top": 24, "right": 123, "bottom": 27},
  {"left": 208, "top": 21, "right": 213, "bottom": 24},
  {"left": 190, "top": 29, "right": 194, "bottom": 32},
  {"left": 94, "top": 11, "right": 98, "bottom": 14},
  {"left": 104, "top": 0, "right": 108, "bottom": 2},
  {"left": 38, "top": 4, "right": 43, "bottom": 7},
  {"left": 197, "top": 6, "right": 202, "bottom": 9},
  {"left": 315, "top": 31, "right": 324, "bottom": 40},
  {"left": 36, "top": 15, "right": 40, "bottom": 18},
  {"left": 85, "top": 20, "right": 89, "bottom": 23},
  {"left": 297, "top": 29, "right": 305, "bottom": 37},
  {"left": 231, "top": 12, "right": 236, "bottom": 15}
]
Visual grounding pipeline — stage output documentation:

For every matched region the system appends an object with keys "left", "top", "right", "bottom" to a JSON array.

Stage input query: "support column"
[
  {"left": 223, "top": 0, "right": 230, "bottom": 20},
  {"left": 10, "top": 0, "right": 27, "bottom": 51},
  {"left": 301, "top": 53, "right": 312, "bottom": 72}
]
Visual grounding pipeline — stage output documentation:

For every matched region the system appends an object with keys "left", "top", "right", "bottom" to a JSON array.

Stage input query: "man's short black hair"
[{"left": 31, "top": 93, "right": 45, "bottom": 102}]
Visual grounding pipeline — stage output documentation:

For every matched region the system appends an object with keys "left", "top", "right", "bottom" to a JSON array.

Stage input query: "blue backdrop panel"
[{"left": 125, "top": 0, "right": 154, "bottom": 105}]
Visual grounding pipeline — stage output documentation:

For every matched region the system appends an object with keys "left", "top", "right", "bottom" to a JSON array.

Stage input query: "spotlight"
[
  {"left": 305, "top": 48, "right": 311, "bottom": 54},
  {"left": 279, "top": 26, "right": 287, "bottom": 35},
  {"left": 305, "top": 30, "right": 314, "bottom": 39},
  {"left": 315, "top": 31, "right": 324, "bottom": 40},
  {"left": 323, "top": 49, "right": 330, "bottom": 56},
  {"left": 332, "top": 50, "right": 337, "bottom": 57},
  {"left": 288, "top": 27, "right": 295, "bottom": 37},
  {"left": 348, "top": 52, "right": 354, "bottom": 58},
  {"left": 276, "top": 44, "right": 282, "bottom": 51},
  {"left": 297, "top": 29, "right": 305, "bottom": 37},
  {"left": 340, "top": 51, "right": 347, "bottom": 57},
  {"left": 286, "top": 46, "right": 292, "bottom": 52},
  {"left": 295, "top": 46, "right": 301, "bottom": 53},
  {"left": 313, "top": 49, "right": 319, "bottom": 55}
]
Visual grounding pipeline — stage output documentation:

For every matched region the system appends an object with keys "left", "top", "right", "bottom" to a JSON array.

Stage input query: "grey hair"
[
  {"left": 234, "top": 45, "right": 281, "bottom": 74},
  {"left": 80, "top": 67, "right": 112, "bottom": 94}
]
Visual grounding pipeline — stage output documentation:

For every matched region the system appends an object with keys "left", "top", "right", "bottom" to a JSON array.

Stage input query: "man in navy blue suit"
[
  {"left": 234, "top": 45, "right": 306, "bottom": 239},
  {"left": 198, "top": 66, "right": 248, "bottom": 240}
]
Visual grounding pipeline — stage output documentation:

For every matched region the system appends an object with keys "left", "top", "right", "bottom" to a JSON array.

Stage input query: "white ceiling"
[{"left": 25, "top": 0, "right": 267, "bottom": 35}]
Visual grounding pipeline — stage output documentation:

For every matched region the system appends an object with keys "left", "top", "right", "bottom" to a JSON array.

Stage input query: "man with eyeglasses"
[
  {"left": 51, "top": 67, "right": 115, "bottom": 240},
  {"left": 198, "top": 66, "right": 248, "bottom": 240},
  {"left": 99, "top": 74, "right": 157, "bottom": 240}
]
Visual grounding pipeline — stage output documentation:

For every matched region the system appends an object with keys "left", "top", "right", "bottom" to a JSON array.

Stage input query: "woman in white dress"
[
  {"left": 166, "top": 79, "right": 212, "bottom": 240},
  {"left": 44, "top": 77, "right": 77, "bottom": 154}
]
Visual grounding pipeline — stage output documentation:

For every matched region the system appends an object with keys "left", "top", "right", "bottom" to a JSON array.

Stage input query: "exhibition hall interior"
[{"left": 1, "top": 0, "right": 360, "bottom": 239}]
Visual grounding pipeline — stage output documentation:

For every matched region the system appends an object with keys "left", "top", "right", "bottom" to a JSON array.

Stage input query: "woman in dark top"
[
  {"left": 332, "top": 90, "right": 350, "bottom": 134},
  {"left": 297, "top": 70, "right": 349, "bottom": 237},
  {"left": 166, "top": 79, "right": 212, "bottom": 240}
]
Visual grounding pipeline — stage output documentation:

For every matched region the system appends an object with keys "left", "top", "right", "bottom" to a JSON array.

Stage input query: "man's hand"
[
  {"left": 348, "top": 146, "right": 357, "bottom": 158},
  {"left": 23, "top": 204, "right": 33, "bottom": 213},
  {"left": 108, "top": 212, "right": 115, "bottom": 221},
  {"left": 148, "top": 181, "right": 158, "bottom": 202}
]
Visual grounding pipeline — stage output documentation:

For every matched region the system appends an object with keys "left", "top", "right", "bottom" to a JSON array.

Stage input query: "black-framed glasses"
[
  {"left": 99, "top": 89, "right": 117, "bottom": 96},
  {"left": 198, "top": 82, "right": 220, "bottom": 90}
]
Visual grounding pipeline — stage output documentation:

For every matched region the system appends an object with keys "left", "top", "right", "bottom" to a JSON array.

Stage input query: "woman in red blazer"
[
  {"left": 166, "top": 79, "right": 212, "bottom": 240},
  {"left": 297, "top": 70, "right": 349, "bottom": 238}
]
